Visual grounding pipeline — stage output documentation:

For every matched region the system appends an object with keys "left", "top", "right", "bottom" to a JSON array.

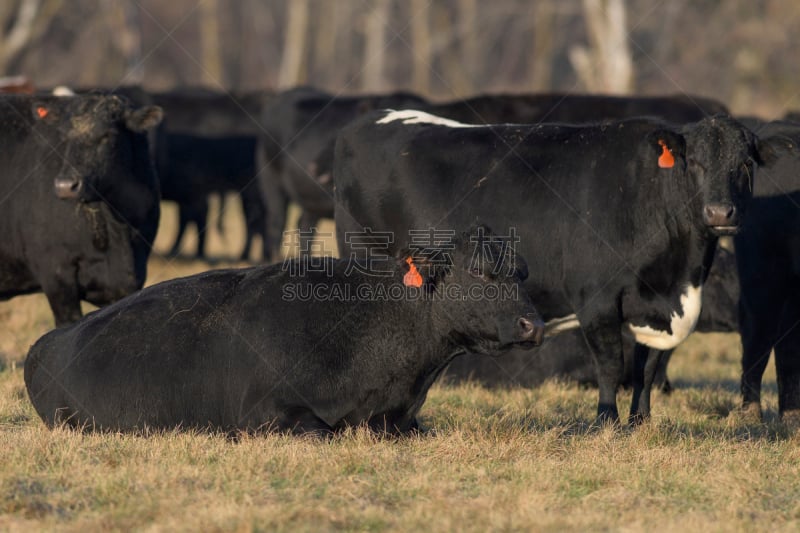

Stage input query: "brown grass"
[{"left": 1, "top": 200, "right": 798, "bottom": 532}]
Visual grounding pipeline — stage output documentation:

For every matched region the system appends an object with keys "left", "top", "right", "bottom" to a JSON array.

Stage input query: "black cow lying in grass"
[
  {"left": 25, "top": 226, "right": 543, "bottom": 435},
  {"left": 441, "top": 246, "right": 739, "bottom": 391}
]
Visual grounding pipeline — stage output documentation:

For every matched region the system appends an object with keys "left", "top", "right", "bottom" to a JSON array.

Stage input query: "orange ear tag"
[
  {"left": 658, "top": 139, "right": 674, "bottom": 168},
  {"left": 403, "top": 257, "right": 423, "bottom": 287},
  {"left": 36, "top": 106, "right": 48, "bottom": 119}
]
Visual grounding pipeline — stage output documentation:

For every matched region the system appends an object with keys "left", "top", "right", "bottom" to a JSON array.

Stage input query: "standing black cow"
[
  {"left": 335, "top": 109, "right": 769, "bottom": 424},
  {"left": 25, "top": 225, "right": 543, "bottom": 434},
  {"left": 148, "top": 87, "right": 270, "bottom": 259},
  {"left": 156, "top": 133, "right": 263, "bottom": 260},
  {"left": 735, "top": 119, "right": 800, "bottom": 426},
  {"left": 149, "top": 87, "right": 271, "bottom": 136},
  {"left": 442, "top": 246, "right": 740, "bottom": 390},
  {"left": 0, "top": 94, "right": 162, "bottom": 325},
  {"left": 257, "top": 87, "right": 428, "bottom": 262},
  {"left": 425, "top": 93, "right": 727, "bottom": 125},
  {"left": 306, "top": 92, "right": 728, "bottom": 185}
]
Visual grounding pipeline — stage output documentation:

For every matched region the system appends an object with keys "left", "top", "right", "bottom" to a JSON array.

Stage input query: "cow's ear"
[
  {"left": 647, "top": 130, "right": 685, "bottom": 170},
  {"left": 31, "top": 102, "right": 57, "bottom": 122},
  {"left": 124, "top": 105, "right": 163, "bottom": 132},
  {"left": 753, "top": 135, "right": 787, "bottom": 168}
]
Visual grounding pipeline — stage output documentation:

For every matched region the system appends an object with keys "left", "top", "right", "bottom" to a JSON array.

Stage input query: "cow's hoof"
[
  {"left": 593, "top": 411, "right": 621, "bottom": 429},
  {"left": 780, "top": 410, "right": 800, "bottom": 431},
  {"left": 730, "top": 402, "right": 763, "bottom": 424},
  {"left": 628, "top": 412, "right": 650, "bottom": 427}
]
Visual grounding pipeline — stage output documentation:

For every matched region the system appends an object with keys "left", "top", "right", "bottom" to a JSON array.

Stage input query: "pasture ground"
[{"left": 1, "top": 200, "right": 798, "bottom": 532}]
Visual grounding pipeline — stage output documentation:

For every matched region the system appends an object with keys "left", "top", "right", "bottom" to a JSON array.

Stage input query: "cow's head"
[
  {"left": 32, "top": 96, "right": 162, "bottom": 202},
  {"left": 655, "top": 116, "right": 770, "bottom": 237},
  {"left": 33, "top": 95, "right": 162, "bottom": 294},
  {"left": 398, "top": 224, "right": 544, "bottom": 355}
]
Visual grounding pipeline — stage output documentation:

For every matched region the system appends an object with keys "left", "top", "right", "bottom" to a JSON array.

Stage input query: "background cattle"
[
  {"left": 335, "top": 110, "right": 764, "bottom": 424},
  {"left": 257, "top": 87, "right": 428, "bottom": 262},
  {"left": 735, "top": 119, "right": 800, "bottom": 426},
  {"left": 0, "top": 94, "right": 162, "bottom": 325},
  {"left": 424, "top": 93, "right": 728, "bottom": 125},
  {"left": 441, "top": 246, "right": 739, "bottom": 390},
  {"left": 156, "top": 133, "right": 264, "bottom": 260},
  {"left": 148, "top": 87, "right": 272, "bottom": 259},
  {"left": 25, "top": 226, "right": 542, "bottom": 434}
]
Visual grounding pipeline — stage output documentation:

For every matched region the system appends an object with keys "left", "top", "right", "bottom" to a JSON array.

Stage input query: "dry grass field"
[{"left": 1, "top": 200, "right": 798, "bottom": 532}]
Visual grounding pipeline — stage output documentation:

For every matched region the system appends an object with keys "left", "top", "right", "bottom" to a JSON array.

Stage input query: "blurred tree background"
[{"left": 1, "top": 0, "right": 797, "bottom": 117}]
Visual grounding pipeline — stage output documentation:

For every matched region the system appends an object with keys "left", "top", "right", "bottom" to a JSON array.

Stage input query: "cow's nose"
[
  {"left": 518, "top": 316, "right": 545, "bottom": 346},
  {"left": 54, "top": 176, "right": 81, "bottom": 199},
  {"left": 703, "top": 203, "right": 737, "bottom": 226}
]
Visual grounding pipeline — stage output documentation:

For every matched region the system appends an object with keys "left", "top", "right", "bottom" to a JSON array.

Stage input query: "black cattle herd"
[{"left": 1, "top": 84, "right": 798, "bottom": 434}]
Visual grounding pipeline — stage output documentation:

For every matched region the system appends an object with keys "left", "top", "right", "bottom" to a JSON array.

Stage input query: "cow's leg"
[
  {"left": 169, "top": 203, "right": 190, "bottom": 256},
  {"left": 578, "top": 309, "right": 624, "bottom": 425},
  {"left": 192, "top": 198, "right": 210, "bottom": 259},
  {"left": 654, "top": 349, "right": 674, "bottom": 394},
  {"left": 41, "top": 274, "right": 82, "bottom": 326},
  {"left": 297, "top": 211, "right": 323, "bottom": 256},
  {"left": 739, "top": 302, "right": 778, "bottom": 421},
  {"left": 238, "top": 188, "right": 263, "bottom": 261},
  {"left": 774, "top": 300, "right": 800, "bottom": 427},
  {"left": 629, "top": 345, "right": 664, "bottom": 425},
  {"left": 283, "top": 408, "right": 333, "bottom": 437},
  {"left": 263, "top": 186, "right": 288, "bottom": 264}
]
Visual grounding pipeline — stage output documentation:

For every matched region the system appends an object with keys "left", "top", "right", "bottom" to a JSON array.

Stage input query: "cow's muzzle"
[
  {"left": 54, "top": 175, "right": 82, "bottom": 199},
  {"left": 703, "top": 202, "right": 739, "bottom": 235},
  {"left": 517, "top": 315, "right": 545, "bottom": 347}
]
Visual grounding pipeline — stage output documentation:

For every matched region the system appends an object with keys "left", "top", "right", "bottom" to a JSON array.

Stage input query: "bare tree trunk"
[
  {"left": 362, "top": 0, "right": 391, "bottom": 92},
  {"left": 313, "top": 0, "right": 338, "bottom": 84},
  {"left": 199, "top": 0, "right": 223, "bottom": 86},
  {"left": 278, "top": 0, "right": 310, "bottom": 89},
  {"left": 434, "top": 2, "right": 472, "bottom": 96},
  {"left": 459, "top": 0, "right": 478, "bottom": 88},
  {"left": 105, "top": 0, "right": 142, "bottom": 84},
  {"left": 529, "top": 1, "right": 556, "bottom": 91},
  {"left": 569, "top": 0, "right": 633, "bottom": 94},
  {"left": 410, "top": 0, "right": 431, "bottom": 94},
  {"left": 0, "top": 0, "right": 41, "bottom": 74}
]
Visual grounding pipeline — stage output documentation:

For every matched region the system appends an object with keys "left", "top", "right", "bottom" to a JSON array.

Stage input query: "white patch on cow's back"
[
  {"left": 52, "top": 86, "right": 75, "bottom": 97},
  {"left": 376, "top": 109, "right": 477, "bottom": 128},
  {"left": 628, "top": 284, "right": 703, "bottom": 350},
  {"left": 544, "top": 314, "right": 580, "bottom": 338}
]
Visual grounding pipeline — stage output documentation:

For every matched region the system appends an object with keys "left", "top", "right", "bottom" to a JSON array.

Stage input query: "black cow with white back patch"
[
  {"left": 25, "top": 225, "right": 543, "bottom": 434},
  {"left": 0, "top": 94, "right": 162, "bottom": 325},
  {"left": 425, "top": 92, "right": 727, "bottom": 125},
  {"left": 734, "top": 119, "right": 800, "bottom": 426},
  {"left": 335, "top": 109, "right": 769, "bottom": 424},
  {"left": 257, "top": 87, "right": 428, "bottom": 262}
]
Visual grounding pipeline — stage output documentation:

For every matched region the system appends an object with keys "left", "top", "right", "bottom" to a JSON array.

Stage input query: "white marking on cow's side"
[
  {"left": 52, "top": 86, "right": 76, "bottom": 97},
  {"left": 628, "top": 284, "right": 703, "bottom": 350},
  {"left": 544, "top": 314, "right": 580, "bottom": 338},
  {"left": 376, "top": 109, "right": 478, "bottom": 128}
]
